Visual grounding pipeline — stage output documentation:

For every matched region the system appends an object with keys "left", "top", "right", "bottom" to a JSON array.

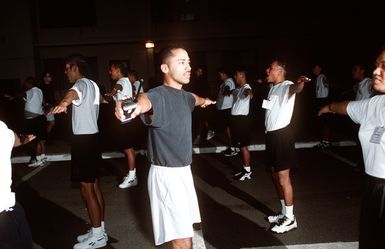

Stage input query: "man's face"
[
  {"left": 64, "top": 64, "right": 77, "bottom": 84},
  {"left": 109, "top": 65, "right": 121, "bottom": 81},
  {"left": 373, "top": 51, "right": 385, "bottom": 93},
  {"left": 44, "top": 73, "right": 53, "bottom": 84},
  {"left": 234, "top": 71, "right": 244, "bottom": 85},
  {"left": 266, "top": 61, "right": 283, "bottom": 83},
  {"left": 163, "top": 48, "right": 191, "bottom": 85}
]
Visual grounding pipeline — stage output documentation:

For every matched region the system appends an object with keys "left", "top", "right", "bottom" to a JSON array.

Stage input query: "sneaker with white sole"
[
  {"left": 73, "top": 233, "right": 106, "bottom": 249},
  {"left": 270, "top": 216, "right": 297, "bottom": 234},
  {"left": 234, "top": 170, "right": 252, "bottom": 181},
  {"left": 77, "top": 230, "right": 108, "bottom": 243},
  {"left": 222, "top": 148, "right": 238, "bottom": 156},
  {"left": 266, "top": 213, "right": 284, "bottom": 224},
  {"left": 206, "top": 130, "right": 215, "bottom": 140},
  {"left": 27, "top": 158, "right": 45, "bottom": 167},
  {"left": 118, "top": 175, "right": 138, "bottom": 189}
]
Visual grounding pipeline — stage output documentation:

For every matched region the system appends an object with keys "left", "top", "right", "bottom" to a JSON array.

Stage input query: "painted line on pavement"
[
  {"left": 242, "top": 241, "right": 358, "bottom": 249},
  {"left": 11, "top": 141, "right": 357, "bottom": 164},
  {"left": 13, "top": 162, "right": 50, "bottom": 186}
]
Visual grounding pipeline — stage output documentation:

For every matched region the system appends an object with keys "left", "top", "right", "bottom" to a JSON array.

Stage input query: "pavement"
[{"left": 10, "top": 119, "right": 364, "bottom": 249}]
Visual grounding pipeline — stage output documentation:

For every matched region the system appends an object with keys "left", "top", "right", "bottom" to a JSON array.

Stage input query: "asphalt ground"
[{"left": 11, "top": 142, "right": 364, "bottom": 249}]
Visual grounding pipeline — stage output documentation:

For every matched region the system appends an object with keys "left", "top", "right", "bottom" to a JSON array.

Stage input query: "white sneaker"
[
  {"left": 270, "top": 216, "right": 297, "bottom": 233},
  {"left": 206, "top": 130, "right": 215, "bottom": 140},
  {"left": 266, "top": 213, "right": 284, "bottom": 224},
  {"left": 77, "top": 230, "right": 108, "bottom": 243},
  {"left": 73, "top": 233, "right": 106, "bottom": 249},
  {"left": 28, "top": 158, "right": 45, "bottom": 167},
  {"left": 118, "top": 175, "right": 138, "bottom": 189},
  {"left": 234, "top": 170, "right": 252, "bottom": 181}
]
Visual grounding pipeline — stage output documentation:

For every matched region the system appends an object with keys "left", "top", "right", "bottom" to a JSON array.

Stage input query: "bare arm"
[
  {"left": 115, "top": 93, "right": 152, "bottom": 121},
  {"left": 13, "top": 133, "right": 35, "bottom": 147},
  {"left": 104, "top": 84, "right": 122, "bottom": 97},
  {"left": 191, "top": 93, "right": 216, "bottom": 108},
  {"left": 289, "top": 75, "right": 311, "bottom": 98},
  {"left": 50, "top": 89, "right": 79, "bottom": 114},
  {"left": 318, "top": 101, "right": 350, "bottom": 116}
]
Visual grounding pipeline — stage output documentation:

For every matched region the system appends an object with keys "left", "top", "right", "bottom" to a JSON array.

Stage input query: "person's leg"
[
  {"left": 277, "top": 169, "right": 293, "bottom": 207},
  {"left": 124, "top": 148, "right": 136, "bottom": 171},
  {"left": 93, "top": 179, "right": 105, "bottom": 223},
  {"left": 240, "top": 146, "right": 250, "bottom": 167},
  {"left": 270, "top": 168, "right": 297, "bottom": 233},
  {"left": 169, "top": 237, "right": 192, "bottom": 249},
  {"left": 80, "top": 182, "right": 102, "bottom": 228},
  {"left": 119, "top": 148, "right": 138, "bottom": 188}
]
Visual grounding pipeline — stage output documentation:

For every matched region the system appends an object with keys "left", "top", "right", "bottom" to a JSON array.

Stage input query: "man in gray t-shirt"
[
  {"left": 51, "top": 54, "right": 107, "bottom": 249},
  {"left": 116, "top": 46, "right": 215, "bottom": 248}
]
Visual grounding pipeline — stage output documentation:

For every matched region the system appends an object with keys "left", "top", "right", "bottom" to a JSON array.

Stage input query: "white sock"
[
  {"left": 280, "top": 199, "right": 286, "bottom": 215},
  {"left": 36, "top": 155, "right": 42, "bottom": 161},
  {"left": 128, "top": 169, "right": 136, "bottom": 178},
  {"left": 101, "top": 221, "right": 105, "bottom": 231},
  {"left": 285, "top": 205, "right": 294, "bottom": 219},
  {"left": 91, "top": 226, "right": 103, "bottom": 236},
  {"left": 243, "top": 166, "right": 251, "bottom": 172}
]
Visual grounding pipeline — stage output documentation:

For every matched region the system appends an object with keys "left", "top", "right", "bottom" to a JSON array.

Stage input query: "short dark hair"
[
  {"left": 110, "top": 61, "right": 129, "bottom": 76},
  {"left": 159, "top": 45, "right": 186, "bottom": 64},
  {"left": 65, "top": 54, "right": 89, "bottom": 77},
  {"left": 127, "top": 69, "right": 138, "bottom": 80},
  {"left": 24, "top": 76, "right": 36, "bottom": 86}
]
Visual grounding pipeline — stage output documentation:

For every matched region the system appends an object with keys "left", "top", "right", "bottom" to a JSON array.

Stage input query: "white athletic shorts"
[{"left": 148, "top": 164, "right": 201, "bottom": 246}]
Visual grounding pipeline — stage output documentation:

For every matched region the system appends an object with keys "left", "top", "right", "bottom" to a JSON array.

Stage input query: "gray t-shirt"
[
  {"left": 141, "top": 85, "right": 195, "bottom": 167},
  {"left": 70, "top": 78, "right": 100, "bottom": 135}
]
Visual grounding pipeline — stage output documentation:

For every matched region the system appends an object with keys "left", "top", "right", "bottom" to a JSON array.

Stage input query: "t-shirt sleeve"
[
  {"left": 187, "top": 92, "right": 195, "bottom": 111},
  {"left": 71, "top": 80, "right": 85, "bottom": 106},
  {"left": 347, "top": 100, "right": 368, "bottom": 124},
  {"left": 140, "top": 90, "right": 166, "bottom": 127}
]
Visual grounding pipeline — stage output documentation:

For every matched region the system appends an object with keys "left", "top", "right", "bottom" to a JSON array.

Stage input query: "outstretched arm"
[
  {"left": 13, "top": 133, "right": 35, "bottom": 147},
  {"left": 115, "top": 93, "right": 152, "bottom": 121},
  {"left": 50, "top": 89, "right": 78, "bottom": 114},
  {"left": 318, "top": 101, "right": 350, "bottom": 116},
  {"left": 191, "top": 93, "right": 216, "bottom": 108},
  {"left": 289, "top": 75, "right": 311, "bottom": 98}
]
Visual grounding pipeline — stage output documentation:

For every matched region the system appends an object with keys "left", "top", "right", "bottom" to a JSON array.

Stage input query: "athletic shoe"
[
  {"left": 73, "top": 233, "right": 106, "bottom": 249},
  {"left": 118, "top": 175, "right": 138, "bottom": 189},
  {"left": 234, "top": 170, "right": 252, "bottom": 181},
  {"left": 313, "top": 140, "right": 331, "bottom": 149},
  {"left": 77, "top": 230, "right": 108, "bottom": 243},
  {"left": 206, "top": 130, "right": 215, "bottom": 140},
  {"left": 266, "top": 213, "right": 284, "bottom": 224},
  {"left": 27, "top": 158, "right": 45, "bottom": 167},
  {"left": 222, "top": 148, "right": 238, "bottom": 156},
  {"left": 270, "top": 216, "right": 297, "bottom": 234}
]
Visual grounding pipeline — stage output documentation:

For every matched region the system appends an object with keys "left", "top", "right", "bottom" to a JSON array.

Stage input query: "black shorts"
[
  {"left": 24, "top": 115, "right": 47, "bottom": 141},
  {"left": 230, "top": 115, "right": 251, "bottom": 148},
  {"left": 216, "top": 108, "right": 232, "bottom": 131},
  {"left": 0, "top": 203, "right": 32, "bottom": 249},
  {"left": 359, "top": 174, "right": 385, "bottom": 249},
  {"left": 70, "top": 133, "right": 102, "bottom": 183},
  {"left": 265, "top": 125, "right": 298, "bottom": 172}
]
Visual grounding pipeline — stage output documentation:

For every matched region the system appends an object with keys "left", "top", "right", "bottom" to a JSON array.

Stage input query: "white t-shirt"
[
  {"left": 24, "top": 86, "right": 44, "bottom": 118},
  {"left": 133, "top": 80, "right": 144, "bottom": 96},
  {"left": 71, "top": 78, "right": 100, "bottom": 135},
  {"left": 216, "top": 78, "right": 235, "bottom": 110},
  {"left": 264, "top": 80, "right": 296, "bottom": 132},
  {"left": 0, "top": 121, "right": 16, "bottom": 212},
  {"left": 355, "top": 77, "right": 372, "bottom": 101},
  {"left": 113, "top": 77, "right": 133, "bottom": 102},
  {"left": 347, "top": 95, "right": 385, "bottom": 179},
  {"left": 231, "top": 83, "right": 251, "bottom": 116},
  {"left": 315, "top": 74, "right": 329, "bottom": 98}
]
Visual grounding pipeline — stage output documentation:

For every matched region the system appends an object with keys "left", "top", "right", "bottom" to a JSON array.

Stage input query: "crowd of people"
[{"left": 1, "top": 45, "right": 384, "bottom": 249}]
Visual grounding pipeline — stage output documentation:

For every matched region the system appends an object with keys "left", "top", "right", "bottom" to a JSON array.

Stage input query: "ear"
[{"left": 160, "top": 64, "right": 169, "bottom": 74}]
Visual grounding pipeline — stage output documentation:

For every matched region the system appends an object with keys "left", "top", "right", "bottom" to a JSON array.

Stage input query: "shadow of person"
[{"left": 15, "top": 176, "right": 118, "bottom": 249}]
